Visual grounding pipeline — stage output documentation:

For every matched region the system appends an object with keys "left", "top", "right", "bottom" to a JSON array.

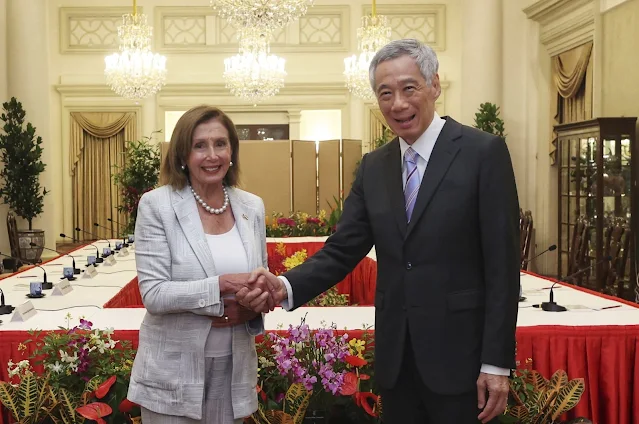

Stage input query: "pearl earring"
[
  {"left": 181, "top": 165, "right": 185, "bottom": 170},
  {"left": 229, "top": 161, "right": 234, "bottom": 167}
]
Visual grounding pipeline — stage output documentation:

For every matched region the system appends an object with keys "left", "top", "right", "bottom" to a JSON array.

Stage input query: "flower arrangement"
[
  {"left": 266, "top": 210, "right": 334, "bottom": 237},
  {"left": 268, "top": 243, "right": 349, "bottom": 307},
  {"left": 1, "top": 315, "right": 140, "bottom": 424},
  {"left": 250, "top": 319, "right": 380, "bottom": 423}
]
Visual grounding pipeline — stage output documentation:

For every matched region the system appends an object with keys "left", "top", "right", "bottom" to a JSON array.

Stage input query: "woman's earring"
[
  {"left": 229, "top": 161, "right": 234, "bottom": 167},
  {"left": 181, "top": 165, "right": 185, "bottom": 171}
]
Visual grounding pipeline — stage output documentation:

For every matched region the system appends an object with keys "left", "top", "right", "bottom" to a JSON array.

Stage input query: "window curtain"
[
  {"left": 70, "top": 112, "right": 137, "bottom": 241},
  {"left": 550, "top": 41, "right": 593, "bottom": 164}
]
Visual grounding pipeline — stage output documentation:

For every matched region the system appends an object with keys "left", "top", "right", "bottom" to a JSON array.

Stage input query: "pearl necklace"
[{"left": 190, "top": 185, "right": 229, "bottom": 214}]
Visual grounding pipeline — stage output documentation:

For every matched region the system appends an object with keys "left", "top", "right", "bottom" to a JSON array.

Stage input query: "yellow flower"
[
  {"left": 318, "top": 210, "right": 327, "bottom": 220},
  {"left": 17, "top": 343, "right": 26, "bottom": 351},
  {"left": 348, "top": 339, "right": 366, "bottom": 357},
  {"left": 283, "top": 249, "right": 307, "bottom": 270}
]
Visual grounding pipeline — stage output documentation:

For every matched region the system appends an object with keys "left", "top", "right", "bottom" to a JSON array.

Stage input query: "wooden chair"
[
  {"left": 520, "top": 210, "right": 534, "bottom": 270},
  {"left": 566, "top": 218, "right": 592, "bottom": 286},
  {"left": 601, "top": 218, "right": 631, "bottom": 298},
  {"left": 5, "top": 212, "right": 23, "bottom": 271}
]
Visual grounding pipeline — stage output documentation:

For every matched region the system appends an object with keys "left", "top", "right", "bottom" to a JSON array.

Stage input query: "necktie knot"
[{"left": 404, "top": 147, "right": 418, "bottom": 164}]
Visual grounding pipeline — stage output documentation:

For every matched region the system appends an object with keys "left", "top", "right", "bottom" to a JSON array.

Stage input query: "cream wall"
[
  {"left": 42, "top": 0, "right": 464, "bottom": 246},
  {"left": 601, "top": 0, "right": 639, "bottom": 123},
  {"left": 1, "top": 0, "right": 548, "bottom": 257}
]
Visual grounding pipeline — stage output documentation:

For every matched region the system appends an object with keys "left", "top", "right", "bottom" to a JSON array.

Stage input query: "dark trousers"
[{"left": 378, "top": 332, "right": 495, "bottom": 424}]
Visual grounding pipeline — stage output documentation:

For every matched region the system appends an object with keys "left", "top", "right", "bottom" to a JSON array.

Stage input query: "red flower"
[
  {"left": 93, "top": 375, "right": 116, "bottom": 399},
  {"left": 345, "top": 355, "right": 367, "bottom": 368},
  {"left": 340, "top": 372, "right": 358, "bottom": 396},
  {"left": 118, "top": 398, "right": 138, "bottom": 414},
  {"left": 76, "top": 402, "right": 113, "bottom": 424}
]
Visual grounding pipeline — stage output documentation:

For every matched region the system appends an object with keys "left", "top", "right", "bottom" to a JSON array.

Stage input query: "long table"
[{"left": 1, "top": 238, "right": 639, "bottom": 423}]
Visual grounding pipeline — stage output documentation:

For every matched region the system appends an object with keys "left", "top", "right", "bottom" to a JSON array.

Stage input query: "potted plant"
[
  {"left": 0, "top": 97, "right": 48, "bottom": 263},
  {"left": 473, "top": 102, "right": 506, "bottom": 139},
  {"left": 112, "top": 130, "right": 161, "bottom": 236}
]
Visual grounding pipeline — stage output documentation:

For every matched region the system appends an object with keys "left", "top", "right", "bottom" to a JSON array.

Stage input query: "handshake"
[{"left": 212, "top": 267, "right": 288, "bottom": 328}]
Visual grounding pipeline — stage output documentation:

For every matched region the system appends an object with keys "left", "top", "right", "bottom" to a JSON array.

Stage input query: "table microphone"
[
  {"left": 61, "top": 233, "right": 103, "bottom": 264},
  {"left": 107, "top": 218, "right": 129, "bottom": 247},
  {"left": 542, "top": 256, "right": 612, "bottom": 312},
  {"left": 0, "top": 251, "right": 51, "bottom": 290},
  {"left": 523, "top": 244, "right": 557, "bottom": 266},
  {"left": 30, "top": 242, "right": 80, "bottom": 275},
  {"left": 75, "top": 227, "right": 112, "bottom": 257},
  {"left": 0, "top": 288, "right": 14, "bottom": 315}
]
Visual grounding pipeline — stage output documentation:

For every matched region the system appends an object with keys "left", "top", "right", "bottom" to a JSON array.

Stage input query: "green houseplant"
[
  {"left": 0, "top": 97, "right": 48, "bottom": 263},
  {"left": 112, "top": 131, "right": 161, "bottom": 236},
  {"left": 473, "top": 102, "right": 506, "bottom": 139}
]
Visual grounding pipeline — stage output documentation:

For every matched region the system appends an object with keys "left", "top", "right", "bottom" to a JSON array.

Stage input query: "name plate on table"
[
  {"left": 104, "top": 255, "right": 117, "bottom": 266},
  {"left": 11, "top": 301, "right": 37, "bottom": 322},
  {"left": 117, "top": 247, "right": 129, "bottom": 257},
  {"left": 83, "top": 265, "right": 98, "bottom": 279},
  {"left": 52, "top": 279, "right": 73, "bottom": 296}
]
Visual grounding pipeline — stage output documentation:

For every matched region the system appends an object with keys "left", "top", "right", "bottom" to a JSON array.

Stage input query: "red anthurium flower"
[
  {"left": 77, "top": 402, "right": 113, "bottom": 424},
  {"left": 359, "top": 373, "right": 370, "bottom": 380},
  {"left": 357, "top": 392, "right": 379, "bottom": 417},
  {"left": 118, "top": 398, "right": 137, "bottom": 414},
  {"left": 345, "top": 355, "right": 367, "bottom": 368},
  {"left": 339, "top": 372, "right": 358, "bottom": 396},
  {"left": 94, "top": 376, "right": 117, "bottom": 399}
]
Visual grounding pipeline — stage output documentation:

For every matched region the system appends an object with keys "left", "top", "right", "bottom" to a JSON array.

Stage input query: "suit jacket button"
[
  {"left": 406, "top": 262, "right": 412, "bottom": 270},
  {"left": 198, "top": 299, "right": 206, "bottom": 307}
]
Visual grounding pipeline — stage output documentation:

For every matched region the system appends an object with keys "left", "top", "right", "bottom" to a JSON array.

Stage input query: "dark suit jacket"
[{"left": 283, "top": 116, "right": 520, "bottom": 395}]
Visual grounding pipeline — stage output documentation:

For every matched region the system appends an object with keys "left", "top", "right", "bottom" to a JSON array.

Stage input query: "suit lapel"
[
  {"left": 172, "top": 186, "right": 218, "bottom": 278},
  {"left": 383, "top": 139, "right": 408, "bottom": 239},
  {"left": 405, "top": 117, "right": 461, "bottom": 239},
  {"left": 227, "top": 188, "right": 256, "bottom": 269}
]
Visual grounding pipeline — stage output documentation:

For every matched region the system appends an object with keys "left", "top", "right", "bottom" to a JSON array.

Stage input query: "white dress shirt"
[{"left": 278, "top": 112, "right": 509, "bottom": 377}]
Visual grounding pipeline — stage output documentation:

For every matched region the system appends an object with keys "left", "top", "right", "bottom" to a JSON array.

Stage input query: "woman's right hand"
[{"left": 211, "top": 298, "right": 263, "bottom": 327}]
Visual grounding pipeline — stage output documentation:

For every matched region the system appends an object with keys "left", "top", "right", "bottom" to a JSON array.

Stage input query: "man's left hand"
[{"left": 477, "top": 372, "right": 509, "bottom": 423}]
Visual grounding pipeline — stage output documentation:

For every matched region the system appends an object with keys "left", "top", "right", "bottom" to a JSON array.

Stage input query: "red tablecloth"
[{"left": 3, "top": 241, "right": 639, "bottom": 423}]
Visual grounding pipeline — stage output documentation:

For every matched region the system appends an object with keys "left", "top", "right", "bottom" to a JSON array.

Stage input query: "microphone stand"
[
  {"left": 31, "top": 243, "right": 80, "bottom": 275},
  {"left": 0, "top": 288, "right": 14, "bottom": 315},
  {"left": 523, "top": 244, "right": 557, "bottom": 268},
  {"left": 541, "top": 256, "right": 612, "bottom": 312},
  {"left": 0, "top": 251, "right": 50, "bottom": 290},
  {"left": 107, "top": 218, "right": 129, "bottom": 247},
  {"left": 61, "top": 233, "right": 103, "bottom": 264}
]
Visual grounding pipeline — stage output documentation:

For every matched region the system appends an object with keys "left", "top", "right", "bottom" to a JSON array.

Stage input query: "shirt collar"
[{"left": 399, "top": 112, "right": 445, "bottom": 160}]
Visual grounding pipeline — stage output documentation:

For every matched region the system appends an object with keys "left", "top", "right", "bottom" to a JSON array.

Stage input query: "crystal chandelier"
[
  {"left": 104, "top": 0, "right": 167, "bottom": 100},
  {"left": 223, "top": 28, "right": 286, "bottom": 105},
  {"left": 211, "top": 0, "right": 314, "bottom": 33},
  {"left": 344, "top": 1, "right": 391, "bottom": 101}
]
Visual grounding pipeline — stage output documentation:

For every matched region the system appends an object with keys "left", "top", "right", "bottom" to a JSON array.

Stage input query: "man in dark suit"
[{"left": 238, "top": 38, "right": 520, "bottom": 423}]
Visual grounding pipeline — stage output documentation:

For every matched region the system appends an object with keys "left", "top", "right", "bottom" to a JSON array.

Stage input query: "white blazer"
[{"left": 127, "top": 184, "right": 267, "bottom": 420}]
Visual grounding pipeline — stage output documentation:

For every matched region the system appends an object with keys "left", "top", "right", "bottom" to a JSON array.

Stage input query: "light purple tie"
[{"left": 404, "top": 147, "right": 420, "bottom": 222}]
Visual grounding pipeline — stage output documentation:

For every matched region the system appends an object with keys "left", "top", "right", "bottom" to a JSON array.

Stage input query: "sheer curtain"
[{"left": 69, "top": 112, "right": 137, "bottom": 241}]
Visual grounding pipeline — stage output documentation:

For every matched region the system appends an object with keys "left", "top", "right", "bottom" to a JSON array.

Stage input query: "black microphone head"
[
  {"left": 94, "top": 223, "right": 99, "bottom": 227},
  {"left": 549, "top": 244, "right": 557, "bottom": 251},
  {"left": 75, "top": 227, "right": 81, "bottom": 231},
  {"left": 107, "top": 218, "right": 113, "bottom": 222}
]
